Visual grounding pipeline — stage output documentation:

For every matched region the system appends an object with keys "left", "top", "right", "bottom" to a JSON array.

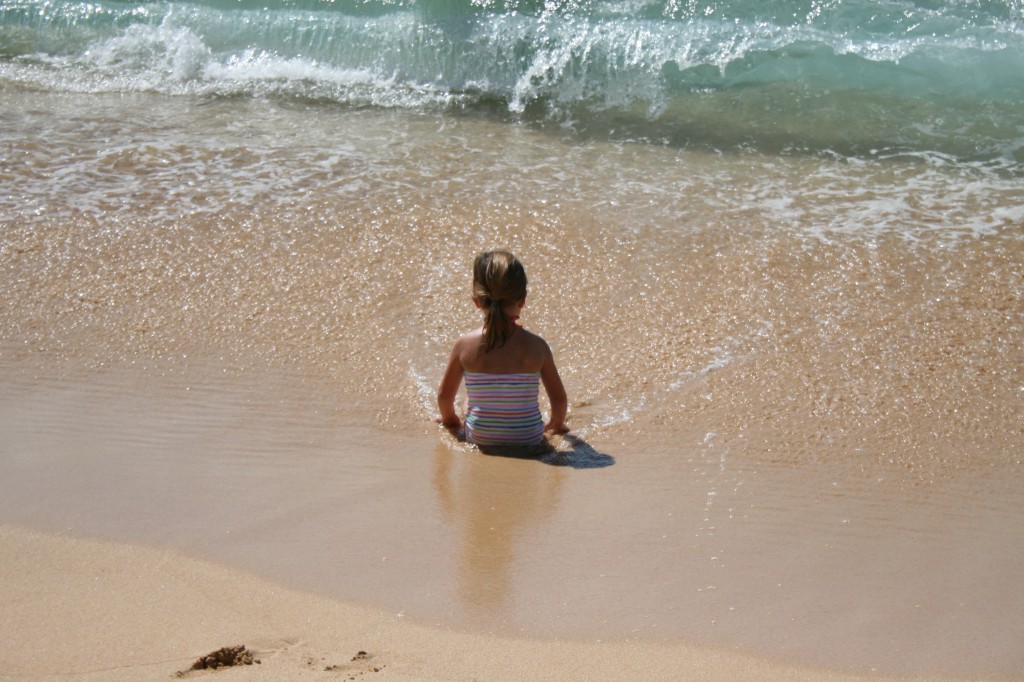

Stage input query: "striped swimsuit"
[{"left": 464, "top": 372, "right": 545, "bottom": 446}]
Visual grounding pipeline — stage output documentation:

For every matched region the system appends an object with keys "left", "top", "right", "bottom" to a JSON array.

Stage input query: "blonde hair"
[{"left": 473, "top": 250, "right": 528, "bottom": 352}]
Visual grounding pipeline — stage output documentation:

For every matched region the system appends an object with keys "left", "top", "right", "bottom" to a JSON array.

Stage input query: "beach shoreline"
[
  {"left": 1, "top": 84, "right": 1021, "bottom": 680},
  {"left": 0, "top": 523, "right": 983, "bottom": 682}
]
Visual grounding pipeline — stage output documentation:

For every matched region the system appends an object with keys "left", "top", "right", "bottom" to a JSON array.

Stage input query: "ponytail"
[
  {"left": 482, "top": 298, "right": 511, "bottom": 352},
  {"left": 473, "top": 250, "right": 528, "bottom": 352}
]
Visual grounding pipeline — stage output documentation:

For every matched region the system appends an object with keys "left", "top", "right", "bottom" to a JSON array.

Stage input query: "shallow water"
[{"left": 1, "top": 89, "right": 1023, "bottom": 677}]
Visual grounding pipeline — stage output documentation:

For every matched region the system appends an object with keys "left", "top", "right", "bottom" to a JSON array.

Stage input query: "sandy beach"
[
  {"left": 0, "top": 524, "right": 979, "bottom": 681},
  {"left": 1, "top": 340, "right": 1021, "bottom": 681},
  {"left": 1, "top": 87, "right": 1022, "bottom": 680}
]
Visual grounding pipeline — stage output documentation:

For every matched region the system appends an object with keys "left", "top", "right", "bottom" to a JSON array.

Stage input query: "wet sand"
[
  {"left": 1, "top": 326, "right": 1021, "bottom": 679},
  {"left": 0, "top": 524, "right": 976, "bottom": 681},
  {"left": 1, "top": 91, "right": 1023, "bottom": 679}
]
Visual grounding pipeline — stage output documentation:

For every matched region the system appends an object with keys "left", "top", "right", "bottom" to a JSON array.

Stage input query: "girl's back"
[
  {"left": 436, "top": 250, "right": 568, "bottom": 444},
  {"left": 452, "top": 323, "right": 548, "bottom": 375}
]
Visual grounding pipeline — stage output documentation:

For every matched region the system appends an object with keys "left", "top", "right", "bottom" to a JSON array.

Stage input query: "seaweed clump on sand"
[{"left": 179, "top": 645, "right": 260, "bottom": 674}]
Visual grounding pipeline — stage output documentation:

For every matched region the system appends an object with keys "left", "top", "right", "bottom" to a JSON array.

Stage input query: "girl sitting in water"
[{"left": 436, "top": 250, "right": 569, "bottom": 446}]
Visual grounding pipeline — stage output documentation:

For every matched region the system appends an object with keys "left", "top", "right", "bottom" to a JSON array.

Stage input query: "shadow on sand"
[{"left": 476, "top": 433, "right": 615, "bottom": 469}]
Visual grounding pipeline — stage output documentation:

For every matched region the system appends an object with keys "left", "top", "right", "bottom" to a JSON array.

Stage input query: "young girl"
[{"left": 436, "top": 250, "right": 568, "bottom": 446}]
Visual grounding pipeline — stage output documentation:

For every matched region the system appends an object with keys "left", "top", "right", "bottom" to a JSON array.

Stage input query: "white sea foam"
[{"left": 4, "top": 0, "right": 1022, "bottom": 160}]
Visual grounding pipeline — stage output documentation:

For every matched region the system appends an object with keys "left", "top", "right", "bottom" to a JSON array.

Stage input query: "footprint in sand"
[{"left": 321, "top": 650, "right": 386, "bottom": 676}]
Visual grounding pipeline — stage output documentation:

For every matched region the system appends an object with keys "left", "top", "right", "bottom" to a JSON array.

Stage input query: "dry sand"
[{"left": 0, "top": 524, "right": 969, "bottom": 682}]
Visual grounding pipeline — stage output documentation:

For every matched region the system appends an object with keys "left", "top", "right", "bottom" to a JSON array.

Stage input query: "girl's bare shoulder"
[
  {"left": 454, "top": 327, "right": 484, "bottom": 348},
  {"left": 517, "top": 324, "right": 547, "bottom": 342},
  {"left": 452, "top": 328, "right": 485, "bottom": 364},
  {"left": 516, "top": 326, "right": 553, "bottom": 356}
]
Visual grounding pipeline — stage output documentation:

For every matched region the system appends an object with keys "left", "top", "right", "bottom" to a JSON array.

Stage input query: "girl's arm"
[
  {"left": 540, "top": 347, "right": 569, "bottom": 434},
  {"left": 436, "top": 344, "right": 464, "bottom": 429}
]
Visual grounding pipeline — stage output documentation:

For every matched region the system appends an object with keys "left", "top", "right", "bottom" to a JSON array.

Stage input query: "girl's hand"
[
  {"left": 436, "top": 415, "right": 462, "bottom": 431},
  {"left": 545, "top": 421, "right": 569, "bottom": 435}
]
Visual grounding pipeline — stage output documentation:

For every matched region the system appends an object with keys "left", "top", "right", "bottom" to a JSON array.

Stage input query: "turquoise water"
[{"left": 2, "top": 0, "right": 1023, "bottom": 165}]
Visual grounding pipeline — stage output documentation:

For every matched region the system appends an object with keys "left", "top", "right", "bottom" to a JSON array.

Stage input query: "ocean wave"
[{"left": 2, "top": 0, "right": 1023, "bottom": 163}]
